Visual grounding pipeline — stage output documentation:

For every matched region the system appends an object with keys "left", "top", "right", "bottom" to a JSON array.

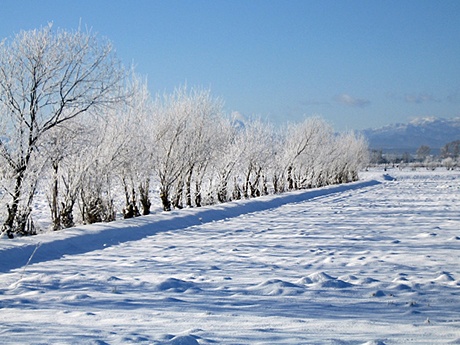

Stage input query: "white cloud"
[{"left": 335, "top": 94, "right": 370, "bottom": 107}]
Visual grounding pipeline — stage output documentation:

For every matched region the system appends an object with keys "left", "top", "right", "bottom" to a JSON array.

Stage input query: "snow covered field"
[{"left": 0, "top": 170, "right": 459, "bottom": 344}]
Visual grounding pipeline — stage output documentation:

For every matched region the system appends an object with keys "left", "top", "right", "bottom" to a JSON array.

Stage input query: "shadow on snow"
[{"left": 0, "top": 179, "right": 381, "bottom": 273}]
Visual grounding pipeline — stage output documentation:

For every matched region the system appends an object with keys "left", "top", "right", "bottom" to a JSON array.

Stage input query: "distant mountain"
[{"left": 361, "top": 117, "right": 460, "bottom": 153}]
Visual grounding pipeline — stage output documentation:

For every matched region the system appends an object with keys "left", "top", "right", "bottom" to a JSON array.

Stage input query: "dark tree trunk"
[
  {"left": 160, "top": 188, "right": 171, "bottom": 211},
  {"left": 3, "top": 166, "right": 27, "bottom": 237},
  {"left": 243, "top": 168, "right": 251, "bottom": 199},
  {"left": 185, "top": 168, "right": 193, "bottom": 208},
  {"left": 194, "top": 180, "right": 202, "bottom": 207},
  {"left": 217, "top": 180, "right": 228, "bottom": 203},
  {"left": 287, "top": 166, "right": 294, "bottom": 190},
  {"left": 50, "top": 162, "right": 61, "bottom": 230},
  {"left": 172, "top": 180, "right": 184, "bottom": 209},
  {"left": 59, "top": 200, "right": 75, "bottom": 229},
  {"left": 122, "top": 178, "right": 140, "bottom": 219},
  {"left": 139, "top": 179, "right": 151, "bottom": 215},
  {"left": 232, "top": 177, "right": 241, "bottom": 200}
]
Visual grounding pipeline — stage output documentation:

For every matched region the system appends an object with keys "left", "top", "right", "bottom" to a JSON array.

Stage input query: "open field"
[{"left": 0, "top": 170, "right": 459, "bottom": 344}]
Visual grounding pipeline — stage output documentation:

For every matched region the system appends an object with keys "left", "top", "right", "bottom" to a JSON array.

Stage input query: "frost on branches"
[
  {"left": 0, "top": 24, "right": 125, "bottom": 237},
  {"left": 0, "top": 25, "right": 369, "bottom": 238}
]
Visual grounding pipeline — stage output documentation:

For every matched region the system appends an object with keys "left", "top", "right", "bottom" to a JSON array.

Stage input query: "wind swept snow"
[{"left": 0, "top": 170, "right": 459, "bottom": 344}]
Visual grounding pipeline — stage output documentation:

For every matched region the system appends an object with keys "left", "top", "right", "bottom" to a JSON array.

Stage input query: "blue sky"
[{"left": 1, "top": 0, "right": 459, "bottom": 130}]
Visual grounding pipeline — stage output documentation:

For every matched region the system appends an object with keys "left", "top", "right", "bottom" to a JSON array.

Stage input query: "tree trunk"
[
  {"left": 287, "top": 166, "right": 294, "bottom": 190},
  {"left": 160, "top": 188, "right": 171, "bottom": 211},
  {"left": 194, "top": 180, "right": 202, "bottom": 207},
  {"left": 232, "top": 177, "right": 241, "bottom": 200},
  {"left": 249, "top": 167, "right": 262, "bottom": 198},
  {"left": 139, "top": 179, "right": 151, "bottom": 215},
  {"left": 122, "top": 178, "right": 140, "bottom": 219},
  {"left": 217, "top": 180, "right": 228, "bottom": 203},
  {"left": 243, "top": 168, "right": 251, "bottom": 198},
  {"left": 50, "top": 162, "right": 60, "bottom": 230},
  {"left": 59, "top": 199, "right": 75, "bottom": 229},
  {"left": 2, "top": 167, "right": 26, "bottom": 237},
  {"left": 58, "top": 175, "right": 77, "bottom": 229},
  {"left": 262, "top": 175, "right": 268, "bottom": 196},
  {"left": 185, "top": 168, "right": 193, "bottom": 208},
  {"left": 172, "top": 180, "right": 184, "bottom": 209}
]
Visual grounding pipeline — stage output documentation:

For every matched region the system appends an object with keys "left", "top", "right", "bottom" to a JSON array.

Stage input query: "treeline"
[
  {"left": 0, "top": 26, "right": 369, "bottom": 238},
  {"left": 370, "top": 141, "right": 460, "bottom": 170}
]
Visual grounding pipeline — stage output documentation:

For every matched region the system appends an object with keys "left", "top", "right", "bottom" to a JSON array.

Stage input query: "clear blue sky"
[{"left": 1, "top": 0, "right": 459, "bottom": 130}]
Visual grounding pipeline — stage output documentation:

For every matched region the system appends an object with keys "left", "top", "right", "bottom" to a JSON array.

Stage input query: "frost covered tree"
[
  {"left": 280, "top": 117, "right": 332, "bottom": 190},
  {"left": 0, "top": 23, "right": 371, "bottom": 234},
  {"left": 152, "top": 88, "right": 191, "bottom": 211},
  {"left": 78, "top": 117, "right": 122, "bottom": 224},
  {"left": 40, "top": 120, "right": 93, "bottom": 230},
  {"left": 187, "top": 115, "right": 225, "bottom": 207},
  {"left": 441, "top": 157, "right": 455, "bottom": 170},
  {"left": 152, "top": 87, "right": 222, "bottom": 211},
  {"left": 338, "top": 131, "right": 369, "bottom": 182},
  {"left": 237, "top": 118, "right": 275, "bottom": 198},
  {"left": 0, "top": 24, "right": 125, "bottom": 237},
  {"left": 318, "top": 131, "right": 368, "bottom": 185},
  {"left": 112, "top": 74, "right": 154, "bottom": 218},
  {"left": 172, "top": 90, "right": 224, "bottom": 208},
  {"left": 207, "top": 118, "right": 242, "bottom": 203},
  {"left": 270, "top": 131, "right": 288, "bottom": 194}
]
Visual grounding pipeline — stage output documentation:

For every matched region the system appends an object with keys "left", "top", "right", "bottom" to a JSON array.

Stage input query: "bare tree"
[{"left": 0, "top": 24, "right": 125, "bottom": 237}]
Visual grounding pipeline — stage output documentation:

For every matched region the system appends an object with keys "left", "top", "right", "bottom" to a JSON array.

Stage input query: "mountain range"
[{"left": 360, "top": 117, "right": 460, "bottom": 154}]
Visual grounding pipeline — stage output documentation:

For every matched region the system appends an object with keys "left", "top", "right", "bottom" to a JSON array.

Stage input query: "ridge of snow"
[{"left": 0, "top": 179, "right": 381, "bottom": 273}]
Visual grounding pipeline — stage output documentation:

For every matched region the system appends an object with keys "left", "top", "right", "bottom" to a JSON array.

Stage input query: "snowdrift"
[{"left": 0, "top": 179, "right": 380, "bottom": 273}]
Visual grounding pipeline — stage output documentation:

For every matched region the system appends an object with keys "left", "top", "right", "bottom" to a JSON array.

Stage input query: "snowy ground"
[{"left": 0, "top": 169, "right": 459, "bottom": 344}]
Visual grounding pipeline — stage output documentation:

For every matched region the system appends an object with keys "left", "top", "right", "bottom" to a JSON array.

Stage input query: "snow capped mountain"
[{"left": 361, "top": 117, "right": 460, "bottom": 153}]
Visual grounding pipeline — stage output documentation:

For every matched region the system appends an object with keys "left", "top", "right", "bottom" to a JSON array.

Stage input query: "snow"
[{"left": 0, "top": 169, "right": 459, "bottom": 344}]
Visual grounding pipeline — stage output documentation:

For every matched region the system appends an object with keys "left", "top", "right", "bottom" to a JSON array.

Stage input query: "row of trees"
[
  {"left": 370, "top": 140, "right": 460, "bottom": 170},
  {"left": 0, "top": 26, "right": 369, "bottom": 238}
]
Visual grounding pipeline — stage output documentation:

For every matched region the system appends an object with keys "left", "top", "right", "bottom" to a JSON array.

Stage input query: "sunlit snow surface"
[{"left": 1, "top": 170, "right": 459, "bottom": 344}]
